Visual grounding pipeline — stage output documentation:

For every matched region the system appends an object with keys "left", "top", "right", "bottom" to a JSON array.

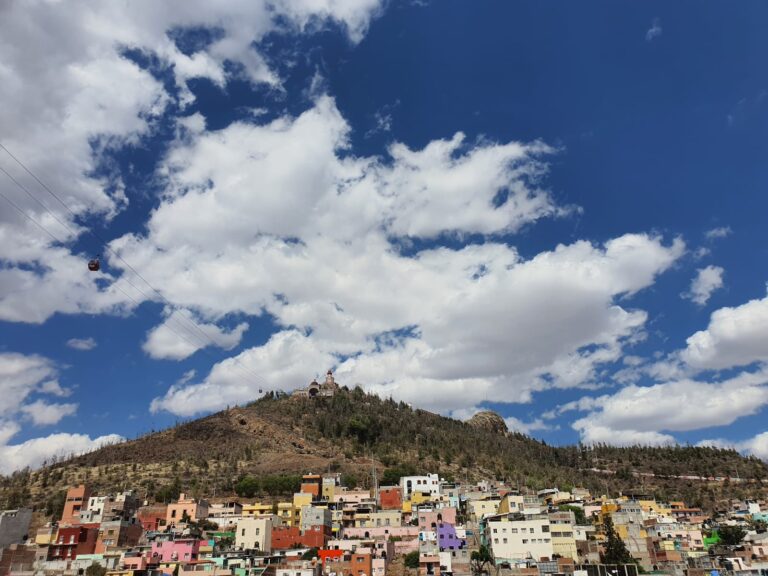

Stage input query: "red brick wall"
[
  {"left": 272, "top": 526, "right": 302, "bottom": 549},
  {"left": 379, "top": 488, "right": 402, "bottom": 510}
]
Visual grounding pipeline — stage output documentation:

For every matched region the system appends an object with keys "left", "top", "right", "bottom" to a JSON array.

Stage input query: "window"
[
  {"left": 255, "top": 528, "right": 260, "bottom": 535},
  {"left": 522, "top": 539, "right": 528, "bottom": 544},
  {"left": 242, "top": 529, "right": 246, "bottom": 536},
  {"left": 511, "top": 528, "right": 518, "bottom": 534},
  {"left": 494, "top": 538, "right": 499, "bottom": 544},
  {"left": 503, "top": 538, "right": 508, "bottom": 544},
  {"left": 542, "top": 525, "right": 549, "bottom": 532},
  {"left": 493, "top": 528, "right": 497, "bottom": 534}
]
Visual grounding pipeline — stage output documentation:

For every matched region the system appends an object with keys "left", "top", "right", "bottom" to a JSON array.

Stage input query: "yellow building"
[
  {"left": 35, "top": 525, "right": 57, "bottom": 545},
  {"left": 410, "top": 492, "right": 432, "bottom": 506},
  {"left": 468, "top": 499, "right": 501, "bottom": 522},
  {"left": 355, "top": 510, "right": 403, "bottom": 528},
  {"left": 242, "top": 503, "right": 273, "bottom": 517},
  {"left": 497, "top": 495, "right": 523, "bottom": 515},
  {"left": 638, "top": 499, "right": 671, "bottom": 518},
  {"left": 276, "top": 502, "right": 297, "bottom": 527}
]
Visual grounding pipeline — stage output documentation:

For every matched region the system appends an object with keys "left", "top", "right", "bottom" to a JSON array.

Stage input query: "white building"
[
  {"left": 486, "top": 516, "right": 554, "bottom": 563},
  {"left": 236, "top": 517, "right": 273, "bottom": 553},
  {"left": 401, "top": 474, "right": 441, "bottom": 500}
]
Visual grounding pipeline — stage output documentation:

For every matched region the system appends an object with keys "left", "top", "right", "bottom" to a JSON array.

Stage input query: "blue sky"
[{"left": 1, "top": 0, "right": 768, "bottom": 473}]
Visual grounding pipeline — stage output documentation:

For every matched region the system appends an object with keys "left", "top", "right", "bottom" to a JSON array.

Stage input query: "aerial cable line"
[
  {"left": 0, "top": 171, "right": 226, "bottom": 363},
  {"left": 0, "top": 150, "right": 271, "bottom": 395},
  {"left": 0, "top": 163, "right": 211, "bottom": 351},
  {"left": 0, "top": 143, "right": 236, "bottom": 358},
  {"left": 0, "top": 144, "right": 271, "bottom": 394}
]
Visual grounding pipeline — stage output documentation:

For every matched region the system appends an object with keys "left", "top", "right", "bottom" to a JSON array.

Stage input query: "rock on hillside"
[{"left": 467, "top": 410, "right": 508, "bottom": 435}]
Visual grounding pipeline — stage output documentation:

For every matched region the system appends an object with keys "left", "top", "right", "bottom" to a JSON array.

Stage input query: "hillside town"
[{"left": 2, "top": 472, "right": 768, "bottom": 576}]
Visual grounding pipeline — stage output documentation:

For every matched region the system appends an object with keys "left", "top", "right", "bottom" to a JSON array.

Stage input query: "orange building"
[
  {"left": 166, "top": 494, "right": 209, "bottom": 526},
  {"left": 325, "top": 552, "right": 372, "bottom": 576},
  {"left": 61, "top": 485, "right": 91, "bottom": 526},
  {"left": 379, "top": 487, "right": 402, "bottom": 510},
  {"left": 272, "top": 525, "right": 329, "bottom": 550},
  {"left": 300, "top": 474, "right": 322, "bottom": 499}
]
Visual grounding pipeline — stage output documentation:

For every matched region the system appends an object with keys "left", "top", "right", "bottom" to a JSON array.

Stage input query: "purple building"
[{"left": 437, "top": 523, "right": 465, "bottom": 551}]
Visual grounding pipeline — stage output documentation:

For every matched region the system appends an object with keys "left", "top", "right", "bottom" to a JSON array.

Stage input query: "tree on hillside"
[
  {"left": 558, "top": 504, "right": 587, "bottom": 525},
  {"left": 718, "top": 525, "right": 746, "bottom": 546},
  {"left": 600, "top": 516, "right": 634, "bottom": 565},
  {"left": 404, "top": 551, "right": 420, "bottom": 569},
  {"left": 471, "top": 544, "right": 493, "bottom": 575},
  {"left": 85, "top": 563, "right": 107, "bottom": 576}
]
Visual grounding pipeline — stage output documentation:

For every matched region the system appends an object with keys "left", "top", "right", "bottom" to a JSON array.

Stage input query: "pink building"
[
  {"left": 150, "top": 539, "right": 202, "bottom": 563},
  {"left": 342, "top": 526, "right": 419, "bottom": 540},
  {"left": 122, "top": 555, "right": 148, "bottom": 570},
  {"left": 416, "top": 508, "right": 457, "bottom": 530}
]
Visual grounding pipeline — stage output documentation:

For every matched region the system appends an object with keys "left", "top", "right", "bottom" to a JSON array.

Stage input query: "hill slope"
[{"left": 2, "top": 388, "right": 767, "bottom": 515}]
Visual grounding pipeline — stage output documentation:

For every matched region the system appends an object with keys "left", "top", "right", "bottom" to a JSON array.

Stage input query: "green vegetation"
[
  {"left": 404, "top": 551, "right": 420, "bottom": 569},
  {"left": 2, "top": 388, "right": 767, "bottom": 512},
  {"left": 234, "top": 474, "right": 302, "bottom": 497},
  {"left": 85, "top": 563, "right": 107, "bottom": 576},
  {"left": 717, "top": 525, "right": 746, "bottom": 546},
  {"left": 600, "top": 516, "right": 635, "bottom": 565},
  {"left": 470, "top": 545, "right": 492, "bottom": 575},
  {"left": 558, "top": 504, "right": 587, "bottom": 525}
]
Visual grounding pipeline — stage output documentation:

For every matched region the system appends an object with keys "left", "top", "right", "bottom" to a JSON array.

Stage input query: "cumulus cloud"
[
  {"left": 698, "top": 432, "right": 768, "bottom": 462},
  {"left": 20, "top": 399, "right": 78, "bottom": 426},
  {"left": 0, "top": 0, "right": 384, "bottom": 324},
  {"left": 0, "top": 353, "right": 57, "bottom": 414},
  {"left": 645, "top": 18, "right": 662, "bottom": 42},
  {"left": 143, "top": 308, "right": 248, "bottom": 360},
  {"left": 0, "top": 352, "right": 114, "bottom": 473},
  {"left": 150, "top": 329, "right": 333, "bottom": 416},
  {"left": 0, "top": 432, "right": 124, "bottom": 474},
  {"left": 573, "top": 368, "right": 768, "bottom": 445},
  {"left": 66, "top": 337, "right": 97, "bottom": 351},
  {"left": 681, "top": 289, "right": 768, "bottom": 370},
  {"left": 148, "top": 229, "right": 684, "bottom": 415},
  {"left": 683, "top": 265, "right": 724, "bottom": 306},
  {"left": 504, "top": 416, "right": 553, "bottom": 435}
]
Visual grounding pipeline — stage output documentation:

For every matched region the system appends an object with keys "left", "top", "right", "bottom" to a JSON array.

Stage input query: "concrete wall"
[{"left": 0, "top": 509, "right": 32, "bottom": 548}]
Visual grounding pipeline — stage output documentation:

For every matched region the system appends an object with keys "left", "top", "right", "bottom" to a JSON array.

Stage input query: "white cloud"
[
  {"left": 20, "top": 400, "right": 78, "bottom": 426},
  {"left": 0, "top": 0, "right": 384, "bottom": 324},
  {"left": 573, "top": 368, "right": 768, "bottom": 445},
  {"left": 66, "top": 337, "right": 97, "bottom": 351},
  {"left": 143, "top": 308, "right": 248, "bottom": 360},
  {"left": 0, "top": 353, "right": 56, "bottom": 414},
  {"left": 645, "top": 18, "right": 662, "bottom": 42},
  {"left": 0, "top": 432, "right": 124, "bottom": 474},
  {"left": 681, "top": 289, "right": 768, "bottom": 370},
  {"left": 698, "top": 432, "right": 768, "bottom": 462},
  {"left": 147, "top": 228, "right": 683, "bottom": 415},
  {"left": 683, "top": 265, "right": 724, "bottom": 306},
  {"left": 705, "top": 226, "right": 732, "bottom": 240},
  {"left": 0, "top": 352, "right": 105, "bottom": 472},
  {"left": 150, "top": 330, "right": 334, "bottom": 416},
  {"left": 503, "top": 416, "right": 552, "bottom": 435}
]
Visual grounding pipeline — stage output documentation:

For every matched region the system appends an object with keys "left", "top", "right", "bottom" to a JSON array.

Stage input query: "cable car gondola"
[{"left": 88, "top": 258, "right": 100, "bottom": 272}]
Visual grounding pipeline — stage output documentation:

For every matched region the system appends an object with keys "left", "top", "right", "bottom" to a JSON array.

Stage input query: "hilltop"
[{"left": 2, "top": 387, "right": 767, "bottom": 515}]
